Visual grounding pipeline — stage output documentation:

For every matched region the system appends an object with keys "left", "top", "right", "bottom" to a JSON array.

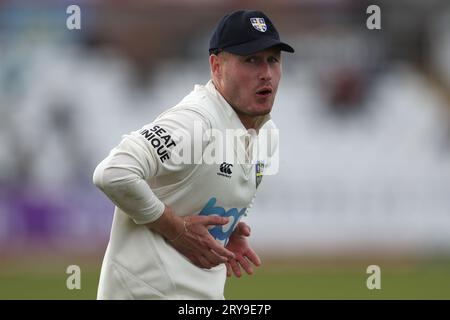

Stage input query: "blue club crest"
[
  {"left": 255, "top": 160, "right": 265, "bottom": 188},
  {"left": 250, "top": 17, "right": 267, "bottom": 32}
]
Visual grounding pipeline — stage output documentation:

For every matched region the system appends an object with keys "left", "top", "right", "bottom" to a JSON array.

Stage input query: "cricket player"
[{"left": 93, "top": 9, "right": 294, "bottom": 299}]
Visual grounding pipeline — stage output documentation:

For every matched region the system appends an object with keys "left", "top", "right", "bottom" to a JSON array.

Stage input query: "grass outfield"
[
  {"left": 0, "top": 256, "right": 449, "bottom": 299},
  {"left": 225, "top": 258, "right": 450, "bottom": 299}
]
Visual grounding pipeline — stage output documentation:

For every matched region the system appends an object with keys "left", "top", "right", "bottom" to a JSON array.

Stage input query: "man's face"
[{"left": 211, "top": 47, "right": 282, "bottom": 117}]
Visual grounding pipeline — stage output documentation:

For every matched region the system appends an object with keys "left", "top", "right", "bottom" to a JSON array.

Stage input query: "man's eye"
[
  {"left": 269, "top": 57, "right": 279, "bottom": 63},
  {"left": 246, "top": 57, "right": 257, "bottom": 63}
]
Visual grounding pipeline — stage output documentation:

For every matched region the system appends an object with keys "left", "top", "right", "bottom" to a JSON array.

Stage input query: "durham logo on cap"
[{"left": 250, "top": 17, "right": 267, "bottom": 32}]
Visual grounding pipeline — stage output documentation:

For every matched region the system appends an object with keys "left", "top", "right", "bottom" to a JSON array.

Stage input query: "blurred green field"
[{"left": 1, "top": 255, "right": 449, "bottom": 299}]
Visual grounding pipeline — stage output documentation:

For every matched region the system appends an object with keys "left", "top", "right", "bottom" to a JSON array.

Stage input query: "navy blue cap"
[{"left": 209, "top": 10, "right": 294, "bottom": 55}]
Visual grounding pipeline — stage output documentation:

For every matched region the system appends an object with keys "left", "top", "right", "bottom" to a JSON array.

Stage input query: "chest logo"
[
  {"left": 199, "top": 197, "right": 247, "bottom": 245},
  {"left": 217, "top": 162, "right": 233, "bottom": 178}
]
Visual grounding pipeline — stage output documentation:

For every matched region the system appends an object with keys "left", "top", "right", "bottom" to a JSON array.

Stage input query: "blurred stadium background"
[{"left": 1, "top": 0, "right": 450, "bottom": 299}]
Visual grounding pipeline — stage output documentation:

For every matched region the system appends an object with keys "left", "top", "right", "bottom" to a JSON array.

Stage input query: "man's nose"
[{"left": 259, "top": 62, "right": 272, "bottom": 81}]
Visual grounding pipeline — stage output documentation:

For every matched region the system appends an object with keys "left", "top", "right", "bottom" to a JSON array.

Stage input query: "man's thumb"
[{"left": 238, "top": 222, "right": 251, "bottom": 237}]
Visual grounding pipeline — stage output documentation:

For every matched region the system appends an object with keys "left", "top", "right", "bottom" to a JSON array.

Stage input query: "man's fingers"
[
  {"left": 209, "top": 240, "right": 235, "bottom": 260},
  {"left": 245, "top": 249, "right": 261, "bottom": 267},
  {"left": 204, "top": 249, "right": 228, "bottom": 266},
  {"left": 226, "top": 263, "right": 232, "bottom": 277},
  {"left": 203, "top": 215, "right": 230, "bottom": 226},
  {"left": 198, "top": 255, "right": 213, "bottom": 269},
  {"left": 187, "top": 254, "right": 203, "bottom": 269},
  {"left": 229, "top": 259, "right": 241, "bottom": 278},
  {"left": 237, "top": 256, "right": 253, "bottom": 275}
]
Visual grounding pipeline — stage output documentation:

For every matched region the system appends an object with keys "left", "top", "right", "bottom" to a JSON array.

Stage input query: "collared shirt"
[{"left": 93, "top": 80, "right": 278, "bottom": 299}]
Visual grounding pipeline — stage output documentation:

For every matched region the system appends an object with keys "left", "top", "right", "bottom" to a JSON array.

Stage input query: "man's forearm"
[
  {"left": 145, "top": 205, "right": 186, "bottom": 241},
  {"left": 93, "top": 159, "right": 165, "bottom": 224}
]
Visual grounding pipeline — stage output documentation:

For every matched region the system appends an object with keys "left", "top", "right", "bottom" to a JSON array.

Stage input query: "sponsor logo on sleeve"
[{"left": 139, "top": 125, "right": 177, "bottom": 163}]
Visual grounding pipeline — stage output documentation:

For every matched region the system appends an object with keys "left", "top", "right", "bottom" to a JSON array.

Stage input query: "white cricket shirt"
[{"left": 93, "top": 80, "right": 277, "bottom": 299}]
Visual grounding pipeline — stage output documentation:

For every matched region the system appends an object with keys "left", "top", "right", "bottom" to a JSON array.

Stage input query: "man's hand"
[
  {"left": 225, "top": 222, "right": 261, "bottom": 277},
  {"left": 146, "top": 206, "right": 235, "bottom": 269}
]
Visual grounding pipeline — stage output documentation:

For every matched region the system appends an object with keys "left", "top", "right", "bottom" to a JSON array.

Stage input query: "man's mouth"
[{"left": 256, "top": 87, "right": 273, "bottom": 97}]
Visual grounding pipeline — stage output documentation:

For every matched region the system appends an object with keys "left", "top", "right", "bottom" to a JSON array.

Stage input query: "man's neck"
[
  {"left": 234, "top": 110, "right": 264, "bottom": 131},
  {"left": 211, "top": 79, "right": 267, "bottom": 131}
]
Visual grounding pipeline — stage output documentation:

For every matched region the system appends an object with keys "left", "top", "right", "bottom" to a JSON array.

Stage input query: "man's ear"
[{"left": 209, "top": 54, "right": 222, "bottom": 79}]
